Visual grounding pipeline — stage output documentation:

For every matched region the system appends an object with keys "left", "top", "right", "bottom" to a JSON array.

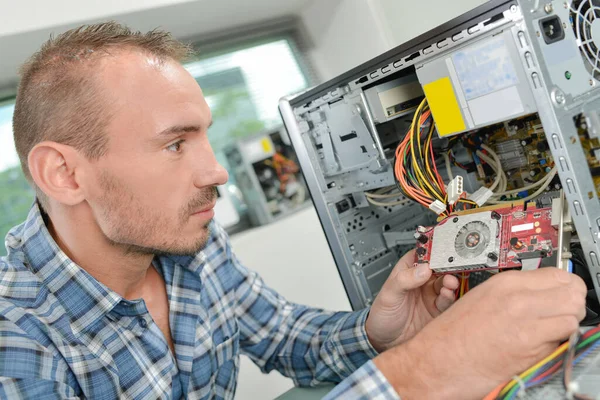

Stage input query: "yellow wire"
[
  {"left": 423, "top": 122, "right": 446, "bottom": 195},
  {"left": 499, "top": 342, "right": 569, "bottom": 396},
  {"left": 409, "top": 100, "right": 445, "bottom": 203}
]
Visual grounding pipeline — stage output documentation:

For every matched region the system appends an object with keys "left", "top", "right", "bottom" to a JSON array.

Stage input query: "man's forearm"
[{"left": 373, "top": 338, "right": 460, "bottom": 400}]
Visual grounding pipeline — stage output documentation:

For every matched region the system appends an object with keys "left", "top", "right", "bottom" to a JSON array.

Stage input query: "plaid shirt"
[{"left": 0, "top": 204, "right": 399, "bottom": 399}]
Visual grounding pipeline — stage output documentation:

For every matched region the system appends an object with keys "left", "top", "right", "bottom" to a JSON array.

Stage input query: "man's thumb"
[{"left": 394, "top": 263, "right": 432, "bottom": 291}]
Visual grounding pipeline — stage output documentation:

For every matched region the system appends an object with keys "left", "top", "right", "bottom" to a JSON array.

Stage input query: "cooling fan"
[
  {"left": 454, "top": 221, "right": 492, "bottom": 260},
  {"left": 428, "top": 211, "right": 502, "bottom": 273},
  {"left": 570, "top": 0, "right": 600, "bottom": 80}
]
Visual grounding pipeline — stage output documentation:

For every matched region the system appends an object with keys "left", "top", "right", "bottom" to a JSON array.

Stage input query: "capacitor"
[
  {"left": 537, "top": 141, "right": 550, "bottom": 152},
  {"left": 539, "top": 159, "right": 547, "bottom": 166},
  {"left": 521, "top": 137, "right": 533, "bottom": 146},
  {"left": 416, "top": 247, "right": 427, "bottom": 257},
  {"left": 544, "top": 166, "right": 552, "bottom": 173},
  {"left": 417, "top": 235, "right": 429, "bottom": 244},
  {"left": 529, "top": 168, "right": 541, "bottom": 177}
]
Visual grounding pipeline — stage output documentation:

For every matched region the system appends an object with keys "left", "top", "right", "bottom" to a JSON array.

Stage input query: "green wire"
[{"left": 502, "top": 332, "right": 600, "bottom": 399}]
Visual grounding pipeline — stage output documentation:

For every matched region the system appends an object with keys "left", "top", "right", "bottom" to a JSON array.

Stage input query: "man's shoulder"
[
  {"left": 0, "top": 256, "right": 58, "bottom": 344},
  {"left": 0, "top": 258, "right": 74, "bottom": 378},
  {"left": 0, "top": 255, "right": 45, "bottom": 308}
]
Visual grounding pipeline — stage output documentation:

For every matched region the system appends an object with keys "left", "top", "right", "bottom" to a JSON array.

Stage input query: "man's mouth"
[{"left": 191, "top": 199, "right": 217, "bottom": 215}]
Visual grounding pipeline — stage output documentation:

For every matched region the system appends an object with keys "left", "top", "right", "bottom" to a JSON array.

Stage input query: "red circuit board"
[{"left": 414, "top": 203, "right": 558, "bottom": 273}]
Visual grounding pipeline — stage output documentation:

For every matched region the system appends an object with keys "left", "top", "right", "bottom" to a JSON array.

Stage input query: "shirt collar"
[{"left": 8, "top": 203, "right": 124, "bottom": 336}]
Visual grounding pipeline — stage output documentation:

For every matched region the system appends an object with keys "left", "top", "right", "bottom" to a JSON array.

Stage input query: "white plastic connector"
[
  {"left": 429, "top": 199, "right": 446, "bottom": 215},
  {"left": 446, "top": 176, "right": 464, "bottom": 205},
  {"left": 467, "top": 187, "right": 494, "bottom": 206}
]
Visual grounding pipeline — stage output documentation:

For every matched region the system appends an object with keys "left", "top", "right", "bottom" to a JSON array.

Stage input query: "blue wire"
[
  {"left": 505, "top": 338, "right": 600, "bottom": 400},
  {"left": 568, "top": 259, "right": 574, "bottom": 273}
]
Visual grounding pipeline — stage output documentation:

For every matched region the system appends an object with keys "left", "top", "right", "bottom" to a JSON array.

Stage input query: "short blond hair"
[{"left": 13, "top": 21, "right": 193, "bottom": 209}]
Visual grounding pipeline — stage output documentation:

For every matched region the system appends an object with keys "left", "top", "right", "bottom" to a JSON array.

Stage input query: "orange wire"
[{"left": 483, "top": 382, "right": 505, "bottom": 400}]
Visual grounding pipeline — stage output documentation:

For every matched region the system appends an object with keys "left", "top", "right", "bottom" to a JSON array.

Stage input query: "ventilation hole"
[
  {"left": 358, "top": 223, "right": 363, "bottom": 227},
  {"left": 353, "top": 225, "right": 357, "bottom": 229},
  {"left": 360, "top": 216, "right": 364, "bottom": 221},
  {"left": 375, "top": 215, "right": 380, "bottom": 219}
]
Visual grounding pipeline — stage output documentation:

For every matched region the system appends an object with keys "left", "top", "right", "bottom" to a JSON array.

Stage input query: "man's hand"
[
  {"left": 373, "top": 267, "right": 587, "bottom": 400},
  {"left": 365, "top": 250, "right": 460, "bottom": 352}
]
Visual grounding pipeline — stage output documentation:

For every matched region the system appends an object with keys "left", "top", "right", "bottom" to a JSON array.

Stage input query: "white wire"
[
  {"left": 443, "top": 152, "right": 453, "bottom": 181},
  {"left": 365, "top": 186, "right": 404, "bottom": 199},
  {"left": 493, "top": 166, "right": 558, "bottom": 197},
  {"left": 480, "top": 145, "right": 508, "bottom": 192},
  {"left": 366, "top": 197, "right": 411, "bottom": 207},
  {"left": 487, "top": 168, "right": 557, "bottom": 204},
  {"left": 476, "top": 150, "right": 505, "bottom": 193}
]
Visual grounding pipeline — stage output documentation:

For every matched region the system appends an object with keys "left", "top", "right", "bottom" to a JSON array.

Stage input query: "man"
[{"left": 0, "top": 22, "right": 586, "bottom": 400}]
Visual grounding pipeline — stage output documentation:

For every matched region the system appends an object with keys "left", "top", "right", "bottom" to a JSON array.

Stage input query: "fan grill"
[
  {"left": 454, "top": 221, "right": 491, "bottom": 260},
  {"left": 571, "top": 0, "right": 600, "bottom": 79}
]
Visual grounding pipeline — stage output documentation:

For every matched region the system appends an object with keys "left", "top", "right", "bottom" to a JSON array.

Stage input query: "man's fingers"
[
  {"left": 529, "top": 315, "right": 581, "bottom": 344},
  {"left": 435, "top": 287, "right": 456, "bottom": 313},
  {"left": 394, "top": 249, "right": 417, "bottom": 271},
  {"left": 433, "top": 274, "right": 459, "bottom": 295},
  {"left": 506, "top": 267, "right": 584, "bottom": 291},
  {"left": 517, "top": 285, "right": 587, "bottom": 320},
  {"left": 393, "top": 262, "right": 432, "bottom": 292}
]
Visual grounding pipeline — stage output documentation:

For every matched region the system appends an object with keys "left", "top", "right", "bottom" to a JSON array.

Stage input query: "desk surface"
[{"left": 275, "top": 384, "right": 335, "bottom": 400}]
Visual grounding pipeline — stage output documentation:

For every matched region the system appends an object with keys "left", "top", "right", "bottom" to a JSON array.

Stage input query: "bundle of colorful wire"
[
  {"left": 458, "top": 272, "right": 470, "bottom": 299},
  {"left": 485, "top": 325, "right": 600, "bottom": 400},
  {"left": 394, "top": 99, "right": 477, "bottom": 217}
]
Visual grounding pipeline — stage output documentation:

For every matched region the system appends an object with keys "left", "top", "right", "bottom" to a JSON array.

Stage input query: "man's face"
[{"left": 81, "top": 52, "right": 228, "bottom": 256}]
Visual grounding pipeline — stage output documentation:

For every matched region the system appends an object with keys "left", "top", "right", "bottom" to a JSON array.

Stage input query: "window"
[
  {"left": 0, "top": 101, "right": 34, "bottom": 256},
  {"left": 185, "top": 34, "right": 314, "bottom": 229},
  {"left": 185, "top": 37, "right": 310, "bottom": 153}
]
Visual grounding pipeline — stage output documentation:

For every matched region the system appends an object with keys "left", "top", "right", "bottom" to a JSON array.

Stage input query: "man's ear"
[{"left": 28, "top": 141, "right": 86, "bottom": 206}]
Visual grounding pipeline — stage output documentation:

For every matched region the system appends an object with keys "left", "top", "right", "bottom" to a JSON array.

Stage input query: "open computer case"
[{"left": 280, "top": 1, "right": 600, "bottom": 396}]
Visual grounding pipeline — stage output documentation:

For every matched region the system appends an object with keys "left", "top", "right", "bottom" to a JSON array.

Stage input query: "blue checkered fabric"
[{"left": 0, "top": 204, "right": 394, "bottom": 399}]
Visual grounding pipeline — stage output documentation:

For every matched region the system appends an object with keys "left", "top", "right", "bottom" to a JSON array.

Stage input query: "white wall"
[
  {"left": 0, "top": 0, "right": 195, "bottom": 37},
  {"left": 302, "top": 0, "right": 489, "bottom": 83},
  {"left": 301, "top": 0, "right": 393, "bottom": 83},
  {"left": 230, "top": 207, "right": 350, "bottom": 400}
]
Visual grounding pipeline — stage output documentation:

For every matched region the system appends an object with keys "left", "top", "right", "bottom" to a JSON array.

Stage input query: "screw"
[
  {"left": 564, "top": 2, "right": 568, "bottom": 8},
  {"left": 453, "top": 217, "right": 459, "bottom": 223},
  {"left": 552, "top": 88, "right": 566, "bottom": 105},
  {"left": 536, "top": 31, "right": 541, "bottom": 37},
  {"left": 448, "top": 257, "right": 455, "bottom": 263},
  {"left": 488, "top": 252, "right": 498, "bottom": 261},
  {"left": 544, "top": 3, "right": 553, "bottom": 13},
  {"left": 590, "top": 79, "right": 596, "bottom": 86},
  {"left": 510, "top": 4, "right": 518, "bottom": 13},
  {"left": 491, "top": 211, "right": 501, "bottom": 220}
]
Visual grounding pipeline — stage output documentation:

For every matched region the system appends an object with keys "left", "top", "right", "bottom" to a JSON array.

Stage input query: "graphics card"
[{"left": 415, "top": 204, "right": 559, "bottom": 273}]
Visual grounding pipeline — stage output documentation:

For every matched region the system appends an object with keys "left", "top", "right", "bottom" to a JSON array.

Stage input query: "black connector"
[{"left": 539, "top": 16, "right": 565, "bottom": 44}]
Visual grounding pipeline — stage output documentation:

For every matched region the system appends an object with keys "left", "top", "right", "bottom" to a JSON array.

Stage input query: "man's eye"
[{"left": 166, "top": 140, "right": 184, "bottom": 153}]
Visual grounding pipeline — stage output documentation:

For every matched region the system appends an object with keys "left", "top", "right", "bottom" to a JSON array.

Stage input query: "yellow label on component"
[
  {"left": 261, "top": 138, "right": 273, "bottom": 153},
  {"left": 422, "top": 77, "right": 466, "bottom": 136}
]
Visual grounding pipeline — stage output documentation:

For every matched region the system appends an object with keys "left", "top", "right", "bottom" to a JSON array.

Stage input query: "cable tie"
[{"left": 511, "top": 375, "right": 527, "bottom": 398}]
